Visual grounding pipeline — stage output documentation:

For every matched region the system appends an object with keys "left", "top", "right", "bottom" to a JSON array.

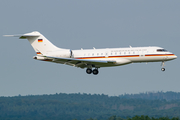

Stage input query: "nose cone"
[
  {"left": 174, "top": 55, "right": 177, "bottom": 59},
  {"left": 167, "top": 54, "right": 177, "bottom": 60},
  {"left": 171, "top": 54, "right": 177, "bottom": 60}
]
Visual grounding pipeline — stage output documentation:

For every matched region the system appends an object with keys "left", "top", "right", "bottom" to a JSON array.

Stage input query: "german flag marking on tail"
[{"left": 38, "top": 39, "right": 43, "bottom": 42}]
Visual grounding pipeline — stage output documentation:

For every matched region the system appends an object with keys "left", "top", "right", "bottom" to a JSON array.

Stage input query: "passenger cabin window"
[{"left": 157, "top": 49, "right": 167, "bottom": 52}]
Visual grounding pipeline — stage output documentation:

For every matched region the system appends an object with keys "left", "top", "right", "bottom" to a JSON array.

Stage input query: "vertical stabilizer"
[{"left": 5, "top": 31, "right": 63, "bottom": 55}]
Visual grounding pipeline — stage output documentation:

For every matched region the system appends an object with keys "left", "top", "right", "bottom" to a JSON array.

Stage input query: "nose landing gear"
[{"left": 161, "top": 68, "right": 165, "bottom": 71}]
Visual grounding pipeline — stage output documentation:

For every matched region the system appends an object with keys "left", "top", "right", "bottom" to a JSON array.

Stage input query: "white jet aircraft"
[{"left": 5, "top": 31, "right": 177, "bottom": 75}]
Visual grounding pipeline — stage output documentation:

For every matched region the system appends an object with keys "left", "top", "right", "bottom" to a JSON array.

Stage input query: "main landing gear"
[
  {"left": 161, "top": 61, "right": 165, "bottom": 72},
  {"left": 86, "top": 68, "right": 99, "bottom": 75}
]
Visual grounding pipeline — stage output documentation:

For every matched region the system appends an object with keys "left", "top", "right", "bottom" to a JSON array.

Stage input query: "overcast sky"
[{"left": 0, "top": 0, "right": 179, "bottom": 97}]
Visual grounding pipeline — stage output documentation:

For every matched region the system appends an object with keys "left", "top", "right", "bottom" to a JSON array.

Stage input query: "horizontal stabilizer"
[{"left": 4, "top": 31, "right": 40, "bottom": 39}]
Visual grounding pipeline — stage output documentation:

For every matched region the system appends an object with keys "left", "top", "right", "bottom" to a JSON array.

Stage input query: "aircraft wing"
[{"left": 45, "top": 56, "right": 115, "bottom": 68}]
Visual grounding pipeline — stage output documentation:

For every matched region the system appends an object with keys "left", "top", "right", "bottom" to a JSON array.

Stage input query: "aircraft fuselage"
[{"left": 5, "top": 31, "right": 177, "bottom": 75}]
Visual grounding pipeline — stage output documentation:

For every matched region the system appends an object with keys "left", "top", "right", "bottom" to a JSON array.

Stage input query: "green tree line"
[
  {"left": 85, "top": 115, "right": 180, "bottom": 120},
  {"left": 119, "top": 91, "right": 180, "bottom": 101},
  {"left": 0, "top": 92, "right": 180, "bottom": 120}
]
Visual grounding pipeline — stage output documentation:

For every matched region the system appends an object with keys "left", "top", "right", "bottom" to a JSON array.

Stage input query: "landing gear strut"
[
  {"left": 161, "top": 61, "right": 165, "bottom": 72},
  {"left": 86, "top": 68, "right": 99, "bottom": 75}
]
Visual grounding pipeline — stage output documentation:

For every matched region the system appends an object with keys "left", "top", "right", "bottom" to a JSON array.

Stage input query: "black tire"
[
  {"left": 93, "top": 69, "right": 99, "bottom": 75},
  {"left": 86, "top": 68, "right": 92, "bottom": 74},
  {"left": 161, "top": 68, "right": 165, "bottom": 71}
]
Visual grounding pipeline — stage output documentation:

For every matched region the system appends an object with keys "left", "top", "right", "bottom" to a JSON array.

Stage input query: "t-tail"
[{"left": 4, "top": 31, "right": 72, "bottom": 58}]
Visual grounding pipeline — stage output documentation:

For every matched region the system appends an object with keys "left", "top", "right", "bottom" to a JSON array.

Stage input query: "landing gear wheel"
[
  {"left": 161, "top": 68, "right": 165, "bottom": 71},
  {"left": 93, "top": 69, "right": 99, "bottom": 75},
  {"left": 86, "top": 68, "right": 92, "bottom": 74}
]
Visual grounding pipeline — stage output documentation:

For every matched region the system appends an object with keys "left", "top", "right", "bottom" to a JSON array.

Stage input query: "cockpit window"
[{"left": 157, "top": 49, "right": 167, "bottom": 52}]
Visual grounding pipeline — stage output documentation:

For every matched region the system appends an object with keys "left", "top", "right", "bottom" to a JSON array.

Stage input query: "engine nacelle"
[
  {"left": 113, "top": 58, "right": 131, "bottom": 65},
  {"left": 48, "top": 49, "right": 72, "bottom": 58}
]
